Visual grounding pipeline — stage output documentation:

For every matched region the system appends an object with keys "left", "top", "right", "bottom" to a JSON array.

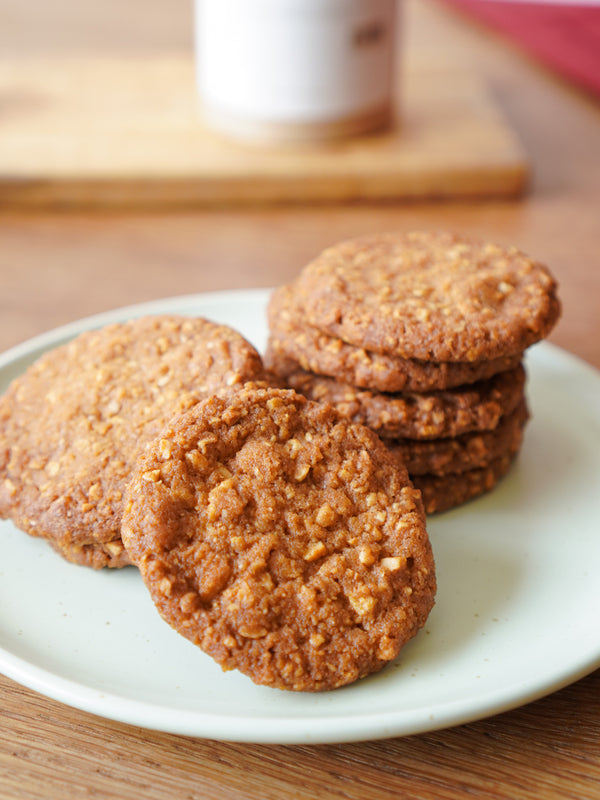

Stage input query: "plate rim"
[{"left": 1, "top": 625, "right": 599, "bottom": 744}]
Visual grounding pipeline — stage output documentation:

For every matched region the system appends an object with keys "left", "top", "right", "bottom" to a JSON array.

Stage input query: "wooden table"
[{"left": 1, "top": 1, "right": 599, "bottom": 798}]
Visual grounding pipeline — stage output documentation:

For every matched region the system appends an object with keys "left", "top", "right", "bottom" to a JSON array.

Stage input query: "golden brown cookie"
[
  {"left": 0, "top": 315, "right": 265, "bottom": 568},
  {"left": 266, "top": 285, "right": 523, "bottom": 393},
  {"left": 286, "top": 231, "right": 561, "bottom": 362},
  {"left": 121, "top": 386, "right": 436, "bottom": 692},
  {"left": 279, "top": 364, "right": 526, "bottom": 440},
  {"left": 385, "top": 400, "right": 529, "bottom": 476},
  {"left": 413, "top": 454, "right": 516, "bottom": 514}
]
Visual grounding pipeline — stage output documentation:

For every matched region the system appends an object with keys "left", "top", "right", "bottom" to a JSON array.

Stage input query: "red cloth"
[{"left": 439, "top": 0, "right": 600, "bottom": 98}]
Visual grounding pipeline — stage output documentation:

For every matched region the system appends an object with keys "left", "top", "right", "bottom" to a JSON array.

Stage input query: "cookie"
[
  {"left": 385, "top": 400, "right": 529, "bottom": 476},
  {"left": 267, "top": 286, "right": 522, "bottom": 393},
  {"left": 0, "top": 315, "right": 265, "bottom": 569},
  {"left": 288, "top": 231, "right": 561, "bottom": 362},
  {"left": 413, "top": 454, "right": 516, "bottom": 514},
  {"left": 121, "top": 386, "right": 436, "bottom": 692},
  {"left": 279, "top": 363, "right": 526, "bottom": 440}
]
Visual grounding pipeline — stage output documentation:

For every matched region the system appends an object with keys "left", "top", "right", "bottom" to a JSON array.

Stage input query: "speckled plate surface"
[{"left": 1, "top": 290, "right": 599, "bottom": 744}]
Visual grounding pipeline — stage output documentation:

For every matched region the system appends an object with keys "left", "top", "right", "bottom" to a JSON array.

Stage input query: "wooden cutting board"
[{"left": 0, "top": 54, "right": 529, "bottom": 208}]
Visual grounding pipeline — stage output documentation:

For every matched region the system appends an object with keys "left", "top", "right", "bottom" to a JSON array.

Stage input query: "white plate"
[{"left": 1, "top": 289, "right": 599, "bottom": 744}]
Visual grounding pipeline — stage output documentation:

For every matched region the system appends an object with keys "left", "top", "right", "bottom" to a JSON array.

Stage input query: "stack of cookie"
[{"left": 265, "top": 232, "right": 561, "bottom": 513}]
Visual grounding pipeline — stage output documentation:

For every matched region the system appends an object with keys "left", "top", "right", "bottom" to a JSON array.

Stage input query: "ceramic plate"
[{"left": 1, "top": 290, "right": 599, "bottom": 744}]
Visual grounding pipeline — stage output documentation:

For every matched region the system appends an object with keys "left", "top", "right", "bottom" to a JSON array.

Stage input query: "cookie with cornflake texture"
[
  {"left": 0, "top": 315, "right": 265, "bottom": 568},
  {"left": 266, "top": 284, "right": 523, "bottom": 393},
  {"left": 121, "top": 386, "right": 436, "bottom": 692},
  {"left": 413, "top": 454, "right": 517, "bottom": 515},
  {"left": 286, "top": 231, "right": 561, "bottom": 363},
  {"left": 280, "top": 364, "right": 526, "bottom": 441},
  {"left": 384, "top": 400, "right": 529, "bottom": 477}
]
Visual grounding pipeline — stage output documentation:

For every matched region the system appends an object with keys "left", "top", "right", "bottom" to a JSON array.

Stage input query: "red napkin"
[{"left": 438, "top": 0, "right": 600, "bottom": 98}]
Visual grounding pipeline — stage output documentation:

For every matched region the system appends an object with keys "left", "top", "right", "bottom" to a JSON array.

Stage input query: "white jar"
[{"left": 195, "top": 0, "right": 398, "bottom": 142}]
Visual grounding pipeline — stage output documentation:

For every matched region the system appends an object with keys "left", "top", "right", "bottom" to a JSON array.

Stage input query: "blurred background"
[{"left": 0, "top": 0, "right": 599, "bottom": 363}]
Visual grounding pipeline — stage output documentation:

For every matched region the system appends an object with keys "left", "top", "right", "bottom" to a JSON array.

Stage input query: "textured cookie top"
[
  {"left": 0, "top": 315, "right": 265, "bottom": 568},
  {"left": 267, "top": 285, "right": 522, "bottom": 393},
  {"left": 121, "top": 386, "right": 436, "bottom": 691},
  {"left": 292, "top": 232, "right": 561, "bottom": 362}
]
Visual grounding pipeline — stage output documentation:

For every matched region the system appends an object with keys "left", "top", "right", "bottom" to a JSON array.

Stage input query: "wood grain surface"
[
  {"left": 2, "top": 669, "right": 600, "bottom": 800},
  {"left": 1, "top": 1, "right": 600, "bottom": 798},
  {"left": 0, "top": 55, "right": 528, "bottom": 207}
]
